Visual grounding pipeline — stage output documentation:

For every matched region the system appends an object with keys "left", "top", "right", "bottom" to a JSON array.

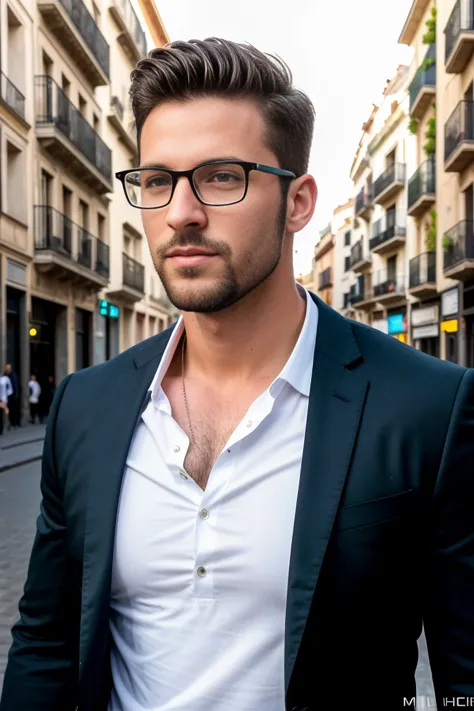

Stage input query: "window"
[
  {"left": 386, "top": 204, "right": 396, "bottom": 229},
  {"left": 78, "top": 94, "right": 87, "bottom": 118},
  {"left": 62, "top": 186, "right": 72, "bottom": 217},
  {"left": 344, "top": 256, "right": 351, "bottom": 272},
  {"left": 93, "top": 114, "right": 100, "bottom": 133},
  {"left": 7, "top": 7, "right": 25, "bottom": 95},
  {"left": 6, "top": 141, "right": 26, "bottom": 222},
  {"left": 344, "top": 230, "right": 351, "bottom": 246},
  {"left": 79, "top": 199, "right": 89, "bottom": 229},
  {"left": 386, "top": 149, "right": 396, "bottom": 170},
  {"left": 387, "top": 255, "right": 397, "bottom": 282},
  {"left": 61, "top": 74, "right": 71, "bottom": 98},
  {"left": 98, "top": 213, "right": 106, "bottom": 241}
]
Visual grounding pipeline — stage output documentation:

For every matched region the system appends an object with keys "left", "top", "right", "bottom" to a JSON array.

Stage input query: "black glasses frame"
[{"left": 115, "top": 159, "right": 297, "bottom": 209}]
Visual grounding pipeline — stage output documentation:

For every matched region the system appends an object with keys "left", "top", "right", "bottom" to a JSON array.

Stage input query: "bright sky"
[{"left": 155, "top": 0, "right": 415, "bottom": 276}]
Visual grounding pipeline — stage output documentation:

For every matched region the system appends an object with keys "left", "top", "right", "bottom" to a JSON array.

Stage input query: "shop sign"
[
  {"left": 441, "top": 288, "right": 459, "bottom": 318},
  {"left": 371, "top": 319, "right": 388, "bottom": 333},
  {"left": 412, "top": 305, "right": 438, "bottom": 327},
  {"left": 441, "top": 319, "right": 458, "bottom": 333},
  {"left": 99, "top": 300, "right": 120, "bottom": 319},
  {"left": 413, "top": 324, "right": 439, "bottom": 339},
  {"left": 387, "top": 313, "right": 406, "bottom": 335}
]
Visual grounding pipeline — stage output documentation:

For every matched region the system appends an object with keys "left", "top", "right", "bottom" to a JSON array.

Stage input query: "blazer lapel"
[
  {"left": 79, "top": 328, "right": 175, "bottom": 686},
  {"left": 285, "top": 295, "right": 369, "bottom": 692}
]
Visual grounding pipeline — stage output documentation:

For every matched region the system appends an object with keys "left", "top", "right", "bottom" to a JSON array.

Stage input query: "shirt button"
[
  {"left": 173, "top": 445, "right": 180, "bottom": 453},
  {"left": 246, "top": 420, "right": 252, "bottom": 428},
  {"left": 179, "top": 470, "right": 187, "bottom": 480},
  {"left": 200, "top": 508, "right": 209, "bottom": 519},
  {"left": 197, "top": 566, "right": 206, "bottom": 578}
]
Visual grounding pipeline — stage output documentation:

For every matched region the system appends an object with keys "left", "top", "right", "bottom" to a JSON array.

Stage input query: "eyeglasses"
[{"left": 115, "top": 160, "right": 296, "bottom": 210}]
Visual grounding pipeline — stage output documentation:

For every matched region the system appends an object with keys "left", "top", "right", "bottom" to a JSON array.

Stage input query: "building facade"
[{"left": 0, "top": 0, "right": 175, "bottom": 414}]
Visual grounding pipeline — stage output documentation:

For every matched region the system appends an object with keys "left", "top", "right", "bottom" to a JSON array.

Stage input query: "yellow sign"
[
  {"left": 393, "top": 333, "right": 408, "bottom": 343},
  {"left": 29, "top": 328, "right": 38, "bottom": 337},
  {"left": 441, "top": 319, "right": 458, "bottom": 333}
]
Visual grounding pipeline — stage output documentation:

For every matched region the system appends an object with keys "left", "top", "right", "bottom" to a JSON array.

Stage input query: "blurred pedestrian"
[
  {"left": 4, "top": 364, "right": 21, "bottom": 428},
  {"left": 0, "top": 371, "right": 11, "bottom": 436},
  {"left": 28, "top": 375, "right": 42, "bottom": 424}
]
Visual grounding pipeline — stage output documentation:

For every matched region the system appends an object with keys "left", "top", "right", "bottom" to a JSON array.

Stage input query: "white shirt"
[
  {"left": 0, "top": 375, "right": 13, "bottom": 403},
  {"left": 109, "top": 286, "right": 318, "bottom": 711},
  {"left": 28, "top": 380, "right": 41, "bottom": 404}
]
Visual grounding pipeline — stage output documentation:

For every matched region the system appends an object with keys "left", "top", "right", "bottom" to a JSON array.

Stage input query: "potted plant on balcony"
[
  {"left": 425, "top": 209, "right": 437, "bottom": 251},
  {"left": 442, "top": 234, "right": 453, "bottom": 250},
  {"left": 408, "top": 118, "right": 419, "bottom": 135},
  {"left": 422, "top": 6, "right": 437, "bottom": 45},
  {"left": 424, "top": 116, "right": 436, "bottom": 157}
]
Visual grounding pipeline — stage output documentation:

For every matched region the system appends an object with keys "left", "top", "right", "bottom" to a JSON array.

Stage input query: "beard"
[{"left": 154, "top": 196, "right": 288, "bottom": 314}]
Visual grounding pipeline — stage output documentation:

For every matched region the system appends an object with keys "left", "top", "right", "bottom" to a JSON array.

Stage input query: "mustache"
[{"left": 158, "top": 232, "right": 228, "bottom": 258}]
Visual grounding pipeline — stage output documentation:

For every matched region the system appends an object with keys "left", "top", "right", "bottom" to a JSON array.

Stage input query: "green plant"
[
  {"left": 425, "top": 209, "right": 437, "bottom": 251},
  {"left": 424, "top": 116, "right": 436, "bottom": 156},
  {"left": 422, "top": 6, "right": 437, "bottom": 44},
  {"left": 408, "top": 118, "right": 419, "bottom": 135},
  {"left": 442, "top": 234, "right": 453, "bottom": 250},
  {"left": 420, "top": 57, "right": 435, "bottom": 72}
]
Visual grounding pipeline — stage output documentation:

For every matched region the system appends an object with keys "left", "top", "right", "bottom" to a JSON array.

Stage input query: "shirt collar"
[{"left": 148, "top": 284, "right": 318, "bottom": 403}]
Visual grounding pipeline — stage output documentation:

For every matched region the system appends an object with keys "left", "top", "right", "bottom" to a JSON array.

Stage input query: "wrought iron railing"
[
  {"left": 112, "top": 0, "right": 146, "bottom": 55},
  {"left": 443, "top": 219, "right": 474, "bottom": 271},
  {"left": 35, "top": 76, "right": 112, "bottom": 182},
  {"left": 350, "top": 240, "right": 366, "bottom": 267},
  {"left": 409, "top": 251, "right": 436, "bottom": 288},
  {"left": 55, "top": 0, "right": 110, "bottom": 76},
  {"left": 408, "top": 159, "right": 436, "bottom": 209},
  {"left": 319, "top": 267, "right": 332, "bottom": 289},
  {"left": 445, "top": 0, "right": 474, "bottom": 64},
  {"left": 370, "top": 225, "right": 406, "bottom": 251},
  {"left": 123, "top": 252, "right": 145, "bottom": 292},
  {"left": 409, "top": 46, "right": 436, "bottom": 110},
  {"left": 444, "top": 100, "right": 474, "bottom": 162},
  {"left": 372, "top": 271, "right": 406, "bottom": 298},
  {"left": 355, "top": 186, "right": 373, "bottom": 215},
  {"left": 0, "top": 70, "right": 25, "bottom": 120},
  {"left": 373, "top": 163, "right": 406, "bottom": 200}
]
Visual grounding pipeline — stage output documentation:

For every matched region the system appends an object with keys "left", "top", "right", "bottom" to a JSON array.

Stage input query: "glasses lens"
[
  {"left": 194, "top": 163, "right": 246, "bottom": 205},
  {"left": 124, "top": 170, "right": 172, "bottom": 208}
]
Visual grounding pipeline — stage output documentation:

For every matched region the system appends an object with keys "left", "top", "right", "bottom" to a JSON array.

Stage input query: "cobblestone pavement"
[{"left": 0, "top": 460, "right": 436, "bottom": 705}]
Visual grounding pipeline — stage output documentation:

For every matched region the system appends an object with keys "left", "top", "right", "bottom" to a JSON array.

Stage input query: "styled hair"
[{"left": 129, "top": 37, "right": 315, "bottom": 177}]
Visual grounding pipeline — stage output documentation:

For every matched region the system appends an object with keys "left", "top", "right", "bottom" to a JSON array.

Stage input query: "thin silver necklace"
[{"left": 181, "top": 333, "right": 196, "bottom": 445}]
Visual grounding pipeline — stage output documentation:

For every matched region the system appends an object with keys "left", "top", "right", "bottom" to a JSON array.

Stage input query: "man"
[
  {"left": 4, "top": 364, "right": 21, "bottom": 428},
  {"left": 1, "top": 38, "right": 473, "bottom": 711},
  {"left": 0, "top": 369, "right": 12, "bottom": 435}
]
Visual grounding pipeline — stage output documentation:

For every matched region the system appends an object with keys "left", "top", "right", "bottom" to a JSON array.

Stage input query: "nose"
[{"left": 165, "top": 175, "right": 207, "bottom": 233}]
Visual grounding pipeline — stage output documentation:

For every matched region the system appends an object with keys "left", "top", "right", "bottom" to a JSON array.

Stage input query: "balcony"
[
  {"left": 444, "top": 100, "right": 474, "bottom": 172},
  {"left": 372, "top": 272, "right": 407, "bottom": 306},
  {"left": 350, "top": 240, "right": 371, "bottom": 273},
  {"left": 443, "top": 219, "right": 474, "bottom": 281},
  {"left": 355, "top": 187, "right": 373, "bottom": 220},
  {"left": 407, "top": 159, "right": 436, "bottom": 217},
  {"left": 409, "top": 251, "right": 437, "bottom": 299},
  {"left": 319, "top": 267, "right": 332, "bottom": 289},
  {"left": 109, "top": 0, "right": 147, "bottom": 63},
  {"left": 0, "top": 70, "right": 26, "bottom": 122},
  {"left": 33, "top": 205, "right": 109, "bottom": 289},
  {"left": 37, "top": 0, "right": 109, "bottom": 87},
  {"left": 445, "top": 0, "right": 474, "bottom": 73},
  {"left": 35, "top": 76, "right": 112, "bottom": 194},
  {"left": 108, "top": 252, "right": 145, "bottom": 302},
  {"left": 372, "top": 163, "right": 406, "bottom": 206},
  {"left": 107, "top": 95, "right": 136, "bottom": 154},
  {"left": 370, "top": 224, "right": 407, "bottom": 256},
  {"left": 409, "top": 49, "right": 436, "bottom": 120},
  {"left": 349, "top": 274, "right": 375, "bottom": 311}
]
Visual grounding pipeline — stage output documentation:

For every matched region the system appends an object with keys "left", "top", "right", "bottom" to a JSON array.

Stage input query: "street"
[{"left": 0, "top": 455, "right": 436, "bottom": 705}]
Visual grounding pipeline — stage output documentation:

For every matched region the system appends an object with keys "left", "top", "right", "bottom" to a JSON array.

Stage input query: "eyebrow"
[{"left": 138, "top": 157, "right": 244, "bottom": 170}]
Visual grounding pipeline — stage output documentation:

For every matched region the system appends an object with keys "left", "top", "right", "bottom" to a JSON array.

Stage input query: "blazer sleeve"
[
  {"left": 0, "top": 373, "right": 79, "bottom": 711},
  {"left": 423, "top": 368, "right": 474, "bottom": 703}
]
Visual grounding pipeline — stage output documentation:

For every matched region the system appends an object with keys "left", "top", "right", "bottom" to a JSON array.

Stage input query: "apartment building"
[
  {"left": 340, "top": 65, "right": 417, "bottom": 345},
  {"left": 330, "top": 198, "right": 355, "bottom": 316},
  {"left": 0, "top": 0, "right": 175, "bottom": 410},
  {"left": 314, "top": 223, "right": 334, "bottom": 306}
]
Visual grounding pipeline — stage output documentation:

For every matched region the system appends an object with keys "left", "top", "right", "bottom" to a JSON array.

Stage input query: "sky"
[{"left": 154, "top": 0, "right": 415, "bottom": 276}]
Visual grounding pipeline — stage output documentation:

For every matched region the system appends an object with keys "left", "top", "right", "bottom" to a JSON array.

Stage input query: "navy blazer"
[{"left": 1, "top": 293, "right": 474, "bottom": 711}]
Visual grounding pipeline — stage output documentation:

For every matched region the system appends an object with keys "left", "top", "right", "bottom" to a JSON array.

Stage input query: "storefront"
[
  {"left": 94, "top": 299, "right": 120, "bottom": 364},
  {"left": 412, "top": 304, "right": 440, "bottom": 359},
  {"left": 387, "top": 312, "right": 408, "bottom": 344},
  {"left": 440, "top": 287, "right": 460, "bottom": 364},
  {"left": 462, "top": 281, "right": 474, "bottom": 368}
]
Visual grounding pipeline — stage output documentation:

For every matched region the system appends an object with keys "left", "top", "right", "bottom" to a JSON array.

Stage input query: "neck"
[{"left": 179, "top": 277, "right": 307, "bottom": 386}]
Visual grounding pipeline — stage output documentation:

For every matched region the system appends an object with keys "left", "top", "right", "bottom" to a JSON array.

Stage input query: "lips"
[{"left": 167, "top": 253, "right": 217, "bottom": 267}]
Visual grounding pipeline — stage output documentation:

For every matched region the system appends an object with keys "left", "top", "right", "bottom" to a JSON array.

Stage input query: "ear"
[{"left": 285, "top": 175, "right": 318, "bottom": 233}]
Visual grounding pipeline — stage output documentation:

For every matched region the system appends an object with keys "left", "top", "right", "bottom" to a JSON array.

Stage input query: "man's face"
[{"left": 139, "top": 97, "right": 290, "bottom": 313}]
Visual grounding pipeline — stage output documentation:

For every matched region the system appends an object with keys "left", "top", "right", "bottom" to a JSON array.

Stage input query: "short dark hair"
[{"left": 129, "top": 37, "right": 315, "bottom": 177}]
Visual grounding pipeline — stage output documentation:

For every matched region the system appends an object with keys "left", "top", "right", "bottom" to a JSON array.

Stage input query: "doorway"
[{"left": 467, "top": 315, "right": 474, "bottom": 368}]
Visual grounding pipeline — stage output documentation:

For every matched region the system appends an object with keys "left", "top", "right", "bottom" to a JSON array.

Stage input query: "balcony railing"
[
  {"left": 319, "top": 267, "right": 332, "bottom": 289},
  {"left": 57, "top": 0, "right": 109, "bottom": 77},
  {"left": 350, "top": 240, "right": 369, "bottom": 268},
  {"left": 0, "top": 70, "right": 26, "bottom": 120},
  {"left": 123, "top": 252, "right": 144, "bottom": 293},
  {"left": 443, "top": 220, "right": 474, "bottom": 271},
  {"left": 372, "top": 163, "right": 406, "bottom": 201},
  {"left": 112, "top": 0, "right": 146, "bottom": 56},
  {"left": 111, "top": 95, "right": 124, "bottom": 122},
  {"left": 409, "top": 251, "right": 436, "bottom": 288},
  {"left": 355, "top": 187, "right": 373, "bottom": 216},
  {"left": 343, "top": 292, "right": 351, "bottom": 309},
  {"left": 370, "top": 224, "right": 406, "bottom": 252},
  {"left": 34, "top": 205, "right": 109, "bottom": 278},
  {"left": 407, "top": 159, "right": 436, "bottom": 211},
  {"left": 444, "top": 100, "right": 474, "bottom": 163},
  {"left": 409, "top": 50, "right": 436, "bottom": 114},
  {"left": 35, "top": 76, "right": 112, "bottom": 183},
  {"left": 373, "top": 272, "right": 406, "bottom": 299},
  {"left": 445, "top": 0, "right": 474, "bottom": 67},
  {"left": 349, "top": 275, "right": 366, "bottom": 304}
]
